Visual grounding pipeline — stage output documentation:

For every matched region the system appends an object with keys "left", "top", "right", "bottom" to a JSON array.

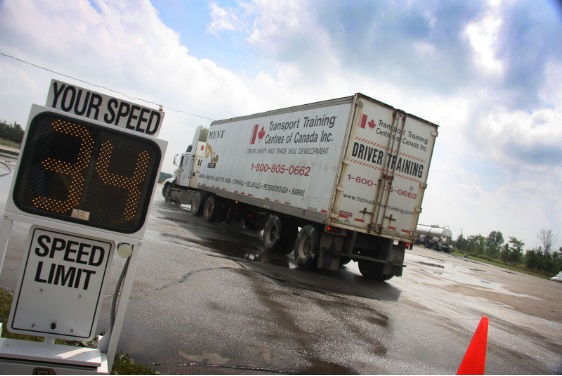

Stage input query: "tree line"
[
  {"left": 0, "top": 120, "right": 24, "bottom": 145},
  {"left": 453, "top": 228, "right": 561, "bottom": 276}
]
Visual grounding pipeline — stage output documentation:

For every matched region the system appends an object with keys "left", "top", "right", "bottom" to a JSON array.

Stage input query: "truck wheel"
[
  {"left": 163, "top": 183, "right": 172, "bottom": 202},
  {"left": 358, "top": 261, "right": 393, "bottom": 281},
  {"left": 203, "top": 195, "right": 225, "bottom": 223},
  {"left": 162, "top": 183, "right": 180, "bottom": 205},
  {"left": 191, "top": 191, "right": 207, "bottom": 216},
  {"left": 263, "top": 215, "right": 297, "bottom": 255},
  {"left": 294, "top": 225, "right": 319, "bottom": 268}
]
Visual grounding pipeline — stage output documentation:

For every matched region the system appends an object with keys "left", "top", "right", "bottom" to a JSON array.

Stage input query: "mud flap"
[
  {"left": 383, "top": 262, "right": 393, "bottom": 276},
  {"left": 317, "top": 249, "right": 341, "bottom": 270},
  {"left": 392, "top": 265, "right": 403, "bottom": 277},
  {"left": 386, "top": 245, "right": 405, "bottom": 277},
  {"left": 317, "top": 233, "right": 345, "bottom": 271}
]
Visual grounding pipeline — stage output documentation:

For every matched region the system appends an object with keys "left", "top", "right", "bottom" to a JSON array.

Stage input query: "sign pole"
[
  {"left": 98, "top": 244, "right": 141, "bottom": 372},
  {"left": 0, "top": 218, "right": 13, "bottom": 274}
]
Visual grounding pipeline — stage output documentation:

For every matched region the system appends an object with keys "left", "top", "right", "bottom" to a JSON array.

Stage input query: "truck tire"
[
  {"left": 294, "top": 225, "right": 320, "bottom": 268},
  {"left": 203, "top": 195, "right": 225, "bottom": 223},
  {"left": 163, "top": 183, "right": 172, "bottom": 202},
  {"left": 358, "top": 260, "right": 393, "bottom": 281},
  {"left": 191, "top": 191, "right": 207, "bottom": 216},
  {"left": 162, "top": 183, "right": 180, "bottom": 205},
  {"left": 263, "top": 215, "right": 297, "bottom": 255}
]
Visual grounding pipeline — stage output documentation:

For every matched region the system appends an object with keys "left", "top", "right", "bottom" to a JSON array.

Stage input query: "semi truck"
[
  {"left": 416, "top": 224, "right": 453, "bottom": 253},
  {"left": 163, "top": 93, "right": 439, "bottom": 280}
]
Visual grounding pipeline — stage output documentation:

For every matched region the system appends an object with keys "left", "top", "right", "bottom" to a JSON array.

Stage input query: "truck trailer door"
[
  {"left": 330, "top": 95, "right": 436, "bottom": 242},
  {"left": 330, "top": 97, "right": 396, "bottom": 233}
]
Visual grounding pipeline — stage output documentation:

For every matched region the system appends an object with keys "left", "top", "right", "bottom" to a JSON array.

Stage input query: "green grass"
[
  {"left": 0, "top": 139, "right": 20, "bottom": 149},
  {"left": 0, "top": 288, "right": 158, "bottom": 374},
  {"left": 451, "top": 251, "right": 552, "bottom": 279}
]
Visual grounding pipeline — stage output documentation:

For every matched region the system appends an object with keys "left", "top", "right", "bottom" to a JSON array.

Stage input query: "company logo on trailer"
[
  {"left": 357, "top": 114, "right": 377, "bottom": 130},
  {"left": 205, "top": 143, "right": 219, "bottom": 168},
  {"left": 250, "top": 124, "right": 266, "bottom": 144}
]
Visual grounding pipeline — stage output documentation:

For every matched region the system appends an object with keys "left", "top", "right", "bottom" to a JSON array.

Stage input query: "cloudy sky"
[{"left": 0, "top": 0, "right": 561, "bottom": 250}]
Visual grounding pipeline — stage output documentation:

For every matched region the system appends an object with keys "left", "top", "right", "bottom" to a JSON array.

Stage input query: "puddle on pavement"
[{"left": 161, "top": 232, "right": 295, "bottom": 268}]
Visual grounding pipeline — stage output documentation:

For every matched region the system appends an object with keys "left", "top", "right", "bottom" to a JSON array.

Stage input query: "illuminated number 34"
[{"left": 33, "top": 119, "right": 150, "bottom": 220}]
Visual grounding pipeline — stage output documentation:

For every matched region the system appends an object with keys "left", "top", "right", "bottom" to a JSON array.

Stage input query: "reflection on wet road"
[{"left": 148, "top": 201, "right": 405, "bottom": 303}]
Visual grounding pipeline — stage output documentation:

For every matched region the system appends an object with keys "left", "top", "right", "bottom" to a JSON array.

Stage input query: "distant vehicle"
[
  {"left": 162, "top": 93, "right": 439, "bottom": 280},
  {"left": 416, "top": 224, "right": 453, "bottom": 253},
  {"left": 551, "top": 271, "right": 562, "bottom": 282}
]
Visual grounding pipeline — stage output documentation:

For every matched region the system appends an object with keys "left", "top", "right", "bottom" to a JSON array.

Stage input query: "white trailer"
[{"left": 163, "top": 93, "right": 438, "bottom": 280}]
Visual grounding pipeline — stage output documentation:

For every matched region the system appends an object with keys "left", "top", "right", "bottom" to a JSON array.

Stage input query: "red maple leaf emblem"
[
  {"left": 368, "top": 119, "right": 376, "bottom": 129},
  {"left": 258, "top": 126, "right": 266, "bottom": 141}
]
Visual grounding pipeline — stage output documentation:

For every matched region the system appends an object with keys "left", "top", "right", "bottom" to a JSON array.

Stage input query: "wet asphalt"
[{"left": 0, "top": 164, "right": 561, "bottom": 374}]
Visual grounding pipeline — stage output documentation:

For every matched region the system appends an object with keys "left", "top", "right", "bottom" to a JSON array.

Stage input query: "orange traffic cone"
[{"left": 457, "top": 316, "right": 489, "bottom": 375}]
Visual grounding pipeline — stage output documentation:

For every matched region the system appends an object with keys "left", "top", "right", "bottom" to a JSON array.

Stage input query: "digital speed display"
[{"left": 13, "top": 112, "right": 162, "bottom": 233}]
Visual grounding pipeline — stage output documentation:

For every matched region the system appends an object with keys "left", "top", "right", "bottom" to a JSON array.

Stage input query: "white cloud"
[
  {"left": 413, "top": 41, "right": 437, "bottom": 57},
  {"left": 245, "top": 0, "right": 305, "bottom": 47},
  {"left": 422, "top": 9, "right": 438, "bottom": 29},
  {"left": 206, "top": 0, "right": 341, "bottom": 79},
  {"left": 0, "top": 0, "right": 257, "bottom": 175},
  {"left": 539, "top": 59, "right": 562, "bottom": 107},
  {"left": 1, "top": 0, "right": 561, "bottom": 250},
  {"left": 207, "top": 2, "right": 244, "bottom": 34},
  {"left": 464, "top": 0, "right": 504, "bottom": 76},
  {"left": 472, "top": 102, "right": 562, "bottom": 169}
]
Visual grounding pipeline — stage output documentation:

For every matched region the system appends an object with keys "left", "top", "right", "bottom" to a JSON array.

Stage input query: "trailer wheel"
[
  {"left": 203, "top": 195, "right": 225, "bottom": 223},
  {"left": 191, "top": 191, "right": 207, "bottom": 216},
  {"left": 358, "top": 260, "right": 393, "bottom": 281},
  {"left": 294, "top": 225, "right": 320, "bottom": 268},
  {"left": 263, "top": 215, "right": 297, "bottom": 255}
]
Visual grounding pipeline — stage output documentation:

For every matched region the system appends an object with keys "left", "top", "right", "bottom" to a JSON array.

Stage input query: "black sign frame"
[{"left": 12, "top": 111, "right": 162, "bottom": 234}]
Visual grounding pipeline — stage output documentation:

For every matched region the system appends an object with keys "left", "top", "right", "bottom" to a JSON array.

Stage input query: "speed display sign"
[
  {"left": 0, "top": 80, "right": 168, "bottom": 372},
  {"left": 12, "top": 110, "right": 162, "bottom": 234}
]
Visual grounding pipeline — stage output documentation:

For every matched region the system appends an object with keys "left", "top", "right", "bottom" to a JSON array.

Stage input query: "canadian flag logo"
[
  {"left": 358, "top": 114, "right": 377, "bottom": 130},
  {"left": 250, "top": 124, "right": 266, "bottom": 144}
]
